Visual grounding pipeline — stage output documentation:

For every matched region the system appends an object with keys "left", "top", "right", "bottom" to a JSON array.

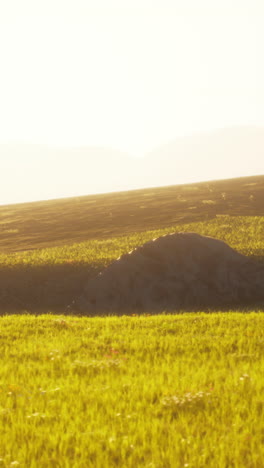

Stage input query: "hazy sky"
[{"left": 0, "top": 0, "right": 263, "bottom": 204}]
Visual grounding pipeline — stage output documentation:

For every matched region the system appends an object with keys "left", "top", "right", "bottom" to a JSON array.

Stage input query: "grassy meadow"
[
  {"left": 0, "top": 313, "right": 264, "bottom": 468},
  {"left": 0, "top": 175, "right": 264, "bottom": 467}
]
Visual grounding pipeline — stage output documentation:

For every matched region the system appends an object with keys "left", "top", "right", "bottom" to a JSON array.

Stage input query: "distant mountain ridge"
[
  {"left": 144, "top": 126, "right": 264, "bottom": 186},
  {"left": 1, "top": 126, "right": 263, "bottom": 205}
]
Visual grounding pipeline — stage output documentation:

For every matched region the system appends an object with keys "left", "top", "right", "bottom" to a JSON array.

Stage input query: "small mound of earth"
[{"left": 69, "top": 232, "right": 264, "bottom": 314}]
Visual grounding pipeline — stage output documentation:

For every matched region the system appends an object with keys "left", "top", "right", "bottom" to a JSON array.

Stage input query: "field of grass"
[
  {"left": 0, "top": 175, "right": 263, "bottom": 253},
  {"left": 0, "top": 176, "right": 264, "bottom": 466},
  {"left": 0, "top": 313, "right": 264, "bottom": 467},
  {"left": 0, "top": 214, "right": 263, "bottom": 313}
]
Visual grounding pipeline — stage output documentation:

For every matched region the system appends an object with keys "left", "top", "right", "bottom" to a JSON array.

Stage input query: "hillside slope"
[{"left": 0, "top": 175, "right": 263, "bottom": 253}]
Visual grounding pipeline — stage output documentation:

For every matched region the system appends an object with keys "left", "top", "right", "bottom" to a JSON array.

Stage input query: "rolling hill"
[{"left": 0, "top": 174, "right": 263, "bottom": 253}]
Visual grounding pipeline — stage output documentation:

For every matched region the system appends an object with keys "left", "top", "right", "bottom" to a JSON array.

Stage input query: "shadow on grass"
[
  {"left": 0, "top": 263, "right": 101, "bottom": 315},
  {"left": 0, "top": 259, "right": 264, "bottom": 316}
]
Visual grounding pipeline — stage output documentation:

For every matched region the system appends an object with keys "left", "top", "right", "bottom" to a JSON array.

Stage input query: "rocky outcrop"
[{"left": 69, "top": 232, "right": 264, "bottom": 314}]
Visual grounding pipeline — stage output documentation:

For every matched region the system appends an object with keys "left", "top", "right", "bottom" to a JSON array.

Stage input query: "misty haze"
[
  {"left": 1, "top": 126, "right": 264, "bottom": 205},
  {"left": 0, "top": 2, "right": 264, "bottom": 466}
]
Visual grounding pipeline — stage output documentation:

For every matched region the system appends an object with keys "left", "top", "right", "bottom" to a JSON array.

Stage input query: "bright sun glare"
[{"left": 0, "top": 0, "right": 263, "bottom": 204}]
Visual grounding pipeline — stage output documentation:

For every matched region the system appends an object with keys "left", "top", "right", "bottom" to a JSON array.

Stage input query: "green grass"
[
  {"left": 0, "top": 176, "right": 264, "bottom": 466},
  {"left": 0, "top": 215, "right": 263, "bottom": 312},
  {"left": 0, "top": 313, "right": 263, "bottom": 467},
  {"left": 0, "top": 175, "right": 263, "bottom": 253}
]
